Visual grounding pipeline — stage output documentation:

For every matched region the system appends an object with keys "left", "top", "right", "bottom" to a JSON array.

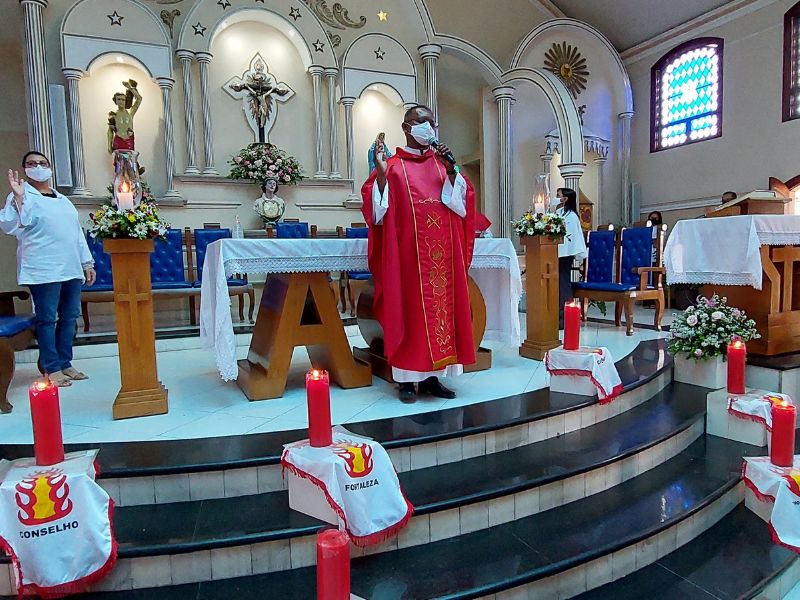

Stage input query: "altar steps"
[
  {"left": 576, "top": 504, "right": 800, "bottom": 600},
  {"left": 70, "top": 435, "right": 756, "bottom": 599}
]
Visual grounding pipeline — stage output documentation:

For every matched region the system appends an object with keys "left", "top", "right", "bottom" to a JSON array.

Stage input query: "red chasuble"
[{"left": 361, "top": 148, "right": 477, "bottom": 373}]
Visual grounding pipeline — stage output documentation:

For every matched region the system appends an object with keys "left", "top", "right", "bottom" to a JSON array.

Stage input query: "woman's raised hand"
[{"left": 7, "top": 169, "right": 24, "bottom": 201}]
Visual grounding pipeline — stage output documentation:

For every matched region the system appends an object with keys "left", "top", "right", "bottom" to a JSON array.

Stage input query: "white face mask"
[
  {"left": 408, "top": 122, "right": 435, "bottom": 146},
  {"left": 25, "top": 166, "right": 52, "bottom": 182}
]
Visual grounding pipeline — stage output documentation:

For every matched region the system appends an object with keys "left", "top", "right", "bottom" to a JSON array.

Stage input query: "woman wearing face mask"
[
  {"left": 555, "top": 188, "right": 587, "bottom": 329},
  {"left": 1, "top": 152, "right": 96, "bottom": 387}
]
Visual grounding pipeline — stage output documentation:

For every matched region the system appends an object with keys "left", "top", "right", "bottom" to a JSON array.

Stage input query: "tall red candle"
[
  {"left": 563, "top": 301, "right": 581, "bottom": 351},
  {"left": 770, "top": 400, "right": 797, "bottom": 467},
  {"left": 727, "top": 339, "right": 746, "bottom": 395},
  {"left": 316, "top": 529, "right": 350, "bottom": 600},
  {"left": 307, "top": 369, "right": 332, "bottom": 448},
  {"left": 29, "top": 379, "right": 65, "bottom": 466}
]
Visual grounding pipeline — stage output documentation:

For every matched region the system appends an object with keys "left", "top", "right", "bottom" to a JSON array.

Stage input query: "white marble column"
[
  {"left": 324, "top": 67, "right": 341, "bottom": 179},
  {"left": 559, "top": 162, "right": 586, "bottom": 197},
  {"left": 493, "top": 86, "right": 515, "bottom": 238},
  {"left": 619, "top": 111, "right": 634, "bottom": 224},
  {"left": 595, "top": 154, "right": 608, "bottom": 225},
  {"left": 419, "top": 44, "right": 442, "bottom": 123},
  {"left": 20, "top": 0, "right": 52, "bottom": 162},
  {"left": 196, "top": 52, "right": 217, "bottom": 175},
  {"left": 176, "top": 50, "right": 199, "bottom": 175},
  {"left": 61, "top": 68, "right": 91, "bottom": 197},
  {"left": 157, "top": 77, "right": 181, "bottom": 200},
  {"left": 341, "top": 96, "right": 357, "bottom": 200},
  {"left": 309, "top": 65, "right": 326, "bottom": 178}
]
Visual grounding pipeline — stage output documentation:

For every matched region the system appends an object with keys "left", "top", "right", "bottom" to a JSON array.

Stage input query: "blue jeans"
[{"left": 28, "top": 279, "right": 82, "bottom": 374}]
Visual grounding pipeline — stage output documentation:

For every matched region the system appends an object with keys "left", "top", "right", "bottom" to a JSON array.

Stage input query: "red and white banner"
[
  {"left": 729, "top": 392, "right": 794, "bottom": 431},
  {"left": 742, "top": 456, "right": 800, "bottom": 553},
  {"left": 545, "top": 346, "right": 623, "bottom": 402},
  {"left": 282, "top": 430, "right": 413, "bottom": 546},
  {"left": 0, "top": 451, "right": 116, "bottom": 597}
]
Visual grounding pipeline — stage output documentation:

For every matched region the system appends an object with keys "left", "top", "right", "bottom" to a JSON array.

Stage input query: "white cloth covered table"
[
  {"left": 665, "top": 215, "right": 800, "bottom": 290},
  {"left": 200, "top": 237, "right": 522, "bottom": 380},
  {"left": 742, "top": 456, "right": 800, "bottom": 553}
]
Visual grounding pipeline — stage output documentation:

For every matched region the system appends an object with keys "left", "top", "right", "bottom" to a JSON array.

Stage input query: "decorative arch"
[
  {"left": 510, "top": 18, "right": 632, "bottom": 114},
  {"left": 433, "top": 34, "right": 503, "bottom": 84},
  {"left": 176, "top": 0, "right": 336, "bottom": 67},
  {"left": 61, "top": 0, "right": 172, "bottom": 77},
  {"left": 502, "top": 67, "right": 585, "bottom": 167},
  {"left": 342, "top": 33, "right": 417, "bottom": 104}
]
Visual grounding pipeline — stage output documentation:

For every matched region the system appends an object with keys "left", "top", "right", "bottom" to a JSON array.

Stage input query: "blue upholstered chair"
[
  {"left": 80, "top": 234, "right": 113, "bottom": 332},
  {"left": 190, "top": 228, "right": 255, "bottom": 323},
  {"left": 572, "top": 226, "right": 666, "bottom": 336},
  {"left": 151, "top": 229, "right": 193, "bottom": 291},
  {"left": 337, "top": 225, "right": 371, "bottom": 316},
  {"left": 0, "top": 291, "right": 36, "bottom": 413},
  {"left": 276, "top": 221, "right": 310, "bottom": 239}
]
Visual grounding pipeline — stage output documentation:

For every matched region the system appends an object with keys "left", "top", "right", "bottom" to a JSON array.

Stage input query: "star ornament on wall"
[
  {"left": 374, "top": 47, "right": 385, "bottom": 60},
  {"left": 217, "top": 0, "right": 231, "bottom": 9},
  {"left": 543, "top": 41, "right": 589, "bottom": 99},
  {"left": 313, "top": 39, "right": 325, "bottom": 53},
  {"left": 193, "top": 22, "right": 207, "bottom": 36},
  {"left": 377, "top": 10, "right": 388, "bottom": 22},
  {"left": 108, "top": 11, "right": 124, "bottom": 26},
  {"left": 289, "top": 7, "right": 302, "bottom": 21}
]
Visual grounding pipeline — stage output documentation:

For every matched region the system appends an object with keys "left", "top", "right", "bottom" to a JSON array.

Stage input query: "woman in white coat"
[{"left": 555, "top": 188, "right": 587, "bottom": 329}]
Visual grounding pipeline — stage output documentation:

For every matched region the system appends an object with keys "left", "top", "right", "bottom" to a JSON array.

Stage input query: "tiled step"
[
  {"left": 0, "top": 339, "right": 673, "bottom": 506},
  {"left": 575, "top": 504, "right": 800, "bottom": 600},
  {"left": 56, "top": 435, "right": 757, "bottom": 599}
]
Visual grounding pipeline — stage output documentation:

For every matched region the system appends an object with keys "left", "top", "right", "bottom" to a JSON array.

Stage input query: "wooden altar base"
[{"left": 353, "top": 346, "right": 492, "bottom": 384}]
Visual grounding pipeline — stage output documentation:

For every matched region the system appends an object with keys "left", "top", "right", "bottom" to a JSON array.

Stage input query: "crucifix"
[{"left": 224, "top": 54, "right": 294, "bottom": 143}]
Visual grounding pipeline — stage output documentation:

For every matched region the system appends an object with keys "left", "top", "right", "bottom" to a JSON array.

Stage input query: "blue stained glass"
[{"left": 655, "top": 42, "right": 721, "bottom": 149}]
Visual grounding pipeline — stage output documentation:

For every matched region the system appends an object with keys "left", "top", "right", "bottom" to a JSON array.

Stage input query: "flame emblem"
[
  {"left": 333, "top": 441, "right": 374, "bottom": 478},
  {"left": 764, "top": 394, "right": 790, "bottom": 406},
  {"left": 784, "top": 469, "right": 800, "bottom": 496},
  {"left": 15, "top": 469, "right": 73, "bottom": 526}
]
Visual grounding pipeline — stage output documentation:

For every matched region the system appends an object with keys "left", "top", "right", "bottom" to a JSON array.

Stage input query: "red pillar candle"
[
  {"left": 770, "top": 400, "right": 797, "bottom": 467},
  {"left": 727, "top": 339, "right": 746, "bottom": 395},
  {"left": 29, "top": 379, "right": 65, "bottom": 466},
  {"left": 316, "top": 528, "right": 350, "bottom": 600},
  {"left": 307, "top": 369, "right": 332, "bottom": 448},
  {"left": 563, "top": 301, "right": 581, "bottom": 351}
]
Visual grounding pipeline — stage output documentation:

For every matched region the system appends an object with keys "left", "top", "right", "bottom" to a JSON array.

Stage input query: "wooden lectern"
[
  {"left": 520, "top": 236, "right": 562, "bottom": 360},
  {"left": 706, "top": 191, "right": 791, "bottom": 218},
  {"left": 104, "top": 238, "right": 168, "bottom": 419}
]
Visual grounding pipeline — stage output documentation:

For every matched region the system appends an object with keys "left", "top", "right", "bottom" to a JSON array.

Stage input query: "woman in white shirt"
[
  {"left": 555, "top": 188, "right": 587, "bottom": 329},
  {"left": 2, "top": 152, "right": 96, "bottom": 386}
]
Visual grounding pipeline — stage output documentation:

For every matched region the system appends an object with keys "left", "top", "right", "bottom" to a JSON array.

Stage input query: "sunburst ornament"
[{"left": 544, "top": 42, "right": 589, "bottom": 99}]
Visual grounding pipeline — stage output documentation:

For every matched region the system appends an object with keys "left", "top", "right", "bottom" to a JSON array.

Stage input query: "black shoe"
[
  {"left": 418, "top": 376, "right": 456, "bottom": 399},
  {"left": 398, "top": 383, "right": 416, "bottom": 403}
]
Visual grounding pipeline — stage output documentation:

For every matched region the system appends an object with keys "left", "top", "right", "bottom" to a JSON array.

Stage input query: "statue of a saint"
[
  {"left": 254, "top": 178, "right": 286, "bottom": 225},
  {"left": 107, "top": 79, "right": 142, "bottom": 153},
  {"left": 368, "top": 132, "right": 393, "bottom": 173},
  {"left": 226, "top": 57, "right": 294, "bottom": 144}
]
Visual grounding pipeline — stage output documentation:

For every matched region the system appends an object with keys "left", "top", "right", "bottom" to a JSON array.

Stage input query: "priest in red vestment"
[{"left": 361, "top": 104, "right": 476, "bottom": 402}]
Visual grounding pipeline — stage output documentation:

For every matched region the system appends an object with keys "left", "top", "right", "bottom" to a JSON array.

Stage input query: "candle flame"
[
  {"left": 32, "top": 380, "right": 50, "bottom": 392},
  {"left": 732, "top": 340, "right": 744, "bottom": 349},
  {"left": 120, "top": 181, "right": 131, "bottom": 193}
]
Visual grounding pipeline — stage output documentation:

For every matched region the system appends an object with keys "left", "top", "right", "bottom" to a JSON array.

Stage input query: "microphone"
[{"left": 429, "top": 138, "right": 456, "bottom": 165}]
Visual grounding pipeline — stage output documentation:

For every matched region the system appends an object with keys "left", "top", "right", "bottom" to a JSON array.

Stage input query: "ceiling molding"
[
  {"left": 621, "top": 0, "right": 780, "bottom": 65},
  {"left": 529, "top": 0, "right": 566, "bottom": 18}
]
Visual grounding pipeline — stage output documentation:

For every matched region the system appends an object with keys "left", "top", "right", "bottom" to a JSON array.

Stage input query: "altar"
[
  {"left": 200, "top": 237, "right": 522, "bottom": 397},
  {"left": 665, "top": 215, "right": 800, "bottom": 355}
]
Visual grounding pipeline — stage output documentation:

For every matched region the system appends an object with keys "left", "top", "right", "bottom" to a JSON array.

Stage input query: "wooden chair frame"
[
  {"left": 0, "top": 291, "right": 35, "bottom": 413},
  {"left": 336, "top": 223, "right": 369, "bottom": 316}
]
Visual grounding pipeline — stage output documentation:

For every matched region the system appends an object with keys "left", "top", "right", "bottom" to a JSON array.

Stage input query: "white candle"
[{"left": 116, "top": 192, "right": 134, "bottom": 211}]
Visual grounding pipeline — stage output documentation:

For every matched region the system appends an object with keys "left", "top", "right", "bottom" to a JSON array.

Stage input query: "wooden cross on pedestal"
[
  {"left": 542, "top": 260, "right": 557, "bottom": 312},
  {"left": 115, "top": 279, "right": 150, "bottom": 348}
]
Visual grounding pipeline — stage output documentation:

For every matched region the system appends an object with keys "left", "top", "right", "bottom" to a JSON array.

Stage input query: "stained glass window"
[
  {"left": 651, "top": 39, "right": 723, "bottom": 152},
  {"left": 784, "top": 2, "right": 800, "bottom": 121}
]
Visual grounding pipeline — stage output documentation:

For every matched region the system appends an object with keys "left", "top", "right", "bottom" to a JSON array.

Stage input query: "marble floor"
[{"left": 1, "top": 318, "right": 667, "bottom": 444}]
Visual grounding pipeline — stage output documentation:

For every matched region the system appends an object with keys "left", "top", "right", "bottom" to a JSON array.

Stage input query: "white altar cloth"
[
  {"left": 665, "top": 215, "right": 800, "bottom": 290},
  {"left": 200, "top": 238, "right": 522, "bottom": 380}
]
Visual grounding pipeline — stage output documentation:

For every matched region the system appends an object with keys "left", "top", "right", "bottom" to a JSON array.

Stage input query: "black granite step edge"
[
  {"left": 107, "top": 384, "right": 704, "bottom": 558},
  {"left": 0, "top": 339, "right": 672, "bottom": 479},
  {"left": 574, "top": 505, "right": 798, "bottom": 600}
]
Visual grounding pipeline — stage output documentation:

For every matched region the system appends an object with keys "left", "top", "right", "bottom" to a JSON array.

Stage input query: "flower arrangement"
[
  {"left": 228, "top": 143, "right": 304, "bottom": 186},
  {"left": 668, "top": 295, "right": 760, "bottom": 360},
  {"left": 88, "top": 201, "right": 169, "bottom": 241},
  {"left": 512, "top": 210, "right": 567, "bottom": 241}
]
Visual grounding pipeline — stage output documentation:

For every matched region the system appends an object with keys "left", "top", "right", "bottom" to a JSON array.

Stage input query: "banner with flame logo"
[
  {"left": 282, "top": 429, "right": 413, "bottom": 546},
  {"left": 0, "top": 451, "right": 116, "bottom": 597},
  {"left": 728, "top": 392, "right": 794, "bottom": 431},
  {"left": 545, "top": 346, "right": 623, "bottom": 402},
  {"left": 742, "top": 456, "right": 800, "bottom": 553}
]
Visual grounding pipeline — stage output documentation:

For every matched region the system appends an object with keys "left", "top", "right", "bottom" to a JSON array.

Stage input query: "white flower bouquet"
[
  {"left": 228, "top": 143, "right": 304, "bottom": 185},
  {"left": 88, "top": 202, "right": 169, "bottom": 241},
  {"left": 511, "top": 210, "right": 567, "bottom": 241},
  {"left": 668, "top": 294, "right": 760, "bottom": 360}
]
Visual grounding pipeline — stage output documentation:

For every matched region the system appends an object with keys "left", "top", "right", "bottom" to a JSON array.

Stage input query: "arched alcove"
[{"left": 342, "top": 33, "right": 417, "bottom": 103}]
